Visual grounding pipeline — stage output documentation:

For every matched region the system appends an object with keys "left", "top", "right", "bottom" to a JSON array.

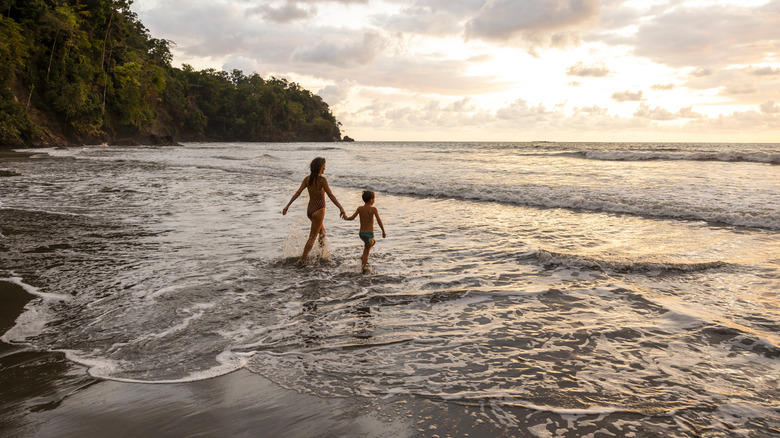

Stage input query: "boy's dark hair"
[{"left": 362, "top": 190, "right": 375, "bottom": 203}]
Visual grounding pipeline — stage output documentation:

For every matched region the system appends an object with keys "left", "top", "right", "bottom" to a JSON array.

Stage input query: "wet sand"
[
  {"left": 1, "top": 281, "right": 404, "bottom": 437},
  {"left": 0, "top": 281, "right": 516, "bottom": 438},
  {"left": 0, "top": 280, "right": 704, "bottom": 438}
]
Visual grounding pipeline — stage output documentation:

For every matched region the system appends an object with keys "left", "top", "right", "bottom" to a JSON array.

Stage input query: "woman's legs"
[
  {"left": 318, "top": 222, "right": 327, "bottom": 246},
  {"left": 301, "top": 208, "right": 325, "bottom": 263}
]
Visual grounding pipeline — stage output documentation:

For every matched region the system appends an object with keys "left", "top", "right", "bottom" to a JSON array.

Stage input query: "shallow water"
[{"left": 1, "top": 142, "right": 778, "bottom": 436}]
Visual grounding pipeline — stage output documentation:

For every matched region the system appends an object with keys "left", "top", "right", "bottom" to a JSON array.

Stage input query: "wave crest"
[
  {"left": 529, "top": 249, "right": 729, "bottom": 273},
  {"left": 562, "top": 150, "right": 780, "bottom": 165}
]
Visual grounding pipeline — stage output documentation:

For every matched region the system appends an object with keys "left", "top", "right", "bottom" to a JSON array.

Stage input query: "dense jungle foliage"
[{"left": 0, "top": 0, "right": 344, "bottom": 147}]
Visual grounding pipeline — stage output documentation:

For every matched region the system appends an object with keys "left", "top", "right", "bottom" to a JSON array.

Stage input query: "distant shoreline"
[
  {"left": 1, "top": 134, "right": 357, "bottom": 151},
  {"left": 0, "top": 150, "right": 39, "bottom": 159}
]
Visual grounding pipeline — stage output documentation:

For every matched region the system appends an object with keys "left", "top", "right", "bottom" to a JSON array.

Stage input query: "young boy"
[{"left": 345, "top": 190, "right": 386, "bottom": 271}]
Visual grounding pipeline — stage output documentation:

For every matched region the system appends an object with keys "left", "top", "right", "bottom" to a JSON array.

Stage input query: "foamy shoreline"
[
  {"left": 1, "top": 279, "right": 416, "bottom": 437},
  {"left": 0, "top": 280, "right": 713, "bottom": 437}
]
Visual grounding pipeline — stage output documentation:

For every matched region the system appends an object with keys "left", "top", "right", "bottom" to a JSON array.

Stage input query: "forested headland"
[{"left": 0, "top": 0, "right": 346, "bottom": 148}]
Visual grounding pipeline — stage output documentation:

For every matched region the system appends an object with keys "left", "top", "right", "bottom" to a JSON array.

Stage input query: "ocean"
[{"left": 1, "top": 141, "right": 778, "bottom": 436}]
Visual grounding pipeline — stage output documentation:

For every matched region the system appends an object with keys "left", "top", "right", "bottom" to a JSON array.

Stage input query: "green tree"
[
  {"left": 0, "top": 14, "right": 30, "bottom": 143},
  {"left": 0, "top": 0, "right": 342, "bottom": 147}
]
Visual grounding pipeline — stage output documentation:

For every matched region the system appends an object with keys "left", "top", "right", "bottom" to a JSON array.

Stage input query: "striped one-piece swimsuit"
[{"left": 306, "top": 180, "right": 326, "bottom": 219}]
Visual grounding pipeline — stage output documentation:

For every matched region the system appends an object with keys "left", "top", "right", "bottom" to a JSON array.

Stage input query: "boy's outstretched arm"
[
  {"left": 345, "top": 209, "right": 359, "bottom": 221},
  {"left": 375, "top": 210, "right": 386, "bottom": 238}
]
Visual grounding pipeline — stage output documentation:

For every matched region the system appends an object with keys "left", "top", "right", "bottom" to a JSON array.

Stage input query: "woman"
[{"left": 282, "top": 157, "right": 346, "bottom": 264}]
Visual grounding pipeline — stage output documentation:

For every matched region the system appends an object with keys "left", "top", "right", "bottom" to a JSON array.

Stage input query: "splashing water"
[{"left": 281, "top": 217, "right": 331, "bottom": 263}]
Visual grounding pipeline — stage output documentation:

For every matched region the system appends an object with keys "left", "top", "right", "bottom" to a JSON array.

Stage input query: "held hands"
[{"left": 282, "top": 206, "right": 345, "bottom": 217}]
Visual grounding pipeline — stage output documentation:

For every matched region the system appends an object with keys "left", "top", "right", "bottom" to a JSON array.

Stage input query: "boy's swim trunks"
[{"left": 359, "top": 231, "right": 375, "bottom": 245}]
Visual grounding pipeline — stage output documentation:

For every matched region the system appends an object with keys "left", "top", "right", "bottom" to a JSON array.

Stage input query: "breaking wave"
[
  {"left": 526, "top": 249, "right": 730, "bottom": 273},
  {"left": 560, "top": 150, "right": 780, "bottom": 165},
  {"left": 336, "top": 176, "right": 780, "bottom": 230}
]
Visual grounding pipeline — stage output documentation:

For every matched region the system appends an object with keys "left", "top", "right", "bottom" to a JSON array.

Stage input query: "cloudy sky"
[{"left": 131, "top": 0, "right": 780, "bottom": 142}]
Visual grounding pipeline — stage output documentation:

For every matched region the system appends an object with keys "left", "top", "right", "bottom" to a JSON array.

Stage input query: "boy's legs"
[
  {"left": 361, "top": 243, "right": 372, "bottom": 269},
  {"left": 360, "top": 236, "right": 375, "bottom": 269},
  {"left": 358, "top": 232, "right": 375, "bottom": 269}
]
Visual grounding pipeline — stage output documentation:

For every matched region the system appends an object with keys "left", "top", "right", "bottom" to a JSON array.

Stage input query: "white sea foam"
[
  {"left": 1, "top": 303, "right": 51, "bottom": 344},
  {"left": 0, "top": 276, "right": 70, "bottom": 346},
  {"left": 60, "top": 350, "right": 127, "bottom": 378},
  {"left": 554, "top": 150, "right": 780, "bottom": 165},
  {"left": 0, "top": 276, "right": 69, "bottom": 302},
  {"left": 60, "top": 349, "right": 250, "bottom": 383}
]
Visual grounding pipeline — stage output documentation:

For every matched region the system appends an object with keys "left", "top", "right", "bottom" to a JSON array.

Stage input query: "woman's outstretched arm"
[
  {"left": 282, "top": 178, "right": 307, "bottom": 215},
  {"left": 322, "top": 178, "right": 346, "bottom": 218}
]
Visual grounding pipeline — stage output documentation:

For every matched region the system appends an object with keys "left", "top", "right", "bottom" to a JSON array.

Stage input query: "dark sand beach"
[
  {"left": 1, "top": 282, "right": 414, "bottom": 438},
  {"left": 1, "top": 280, "right": 528, "bottom": 438},
  {"left": 0, "top": 281, "right": 732, "bottom": 438}
]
